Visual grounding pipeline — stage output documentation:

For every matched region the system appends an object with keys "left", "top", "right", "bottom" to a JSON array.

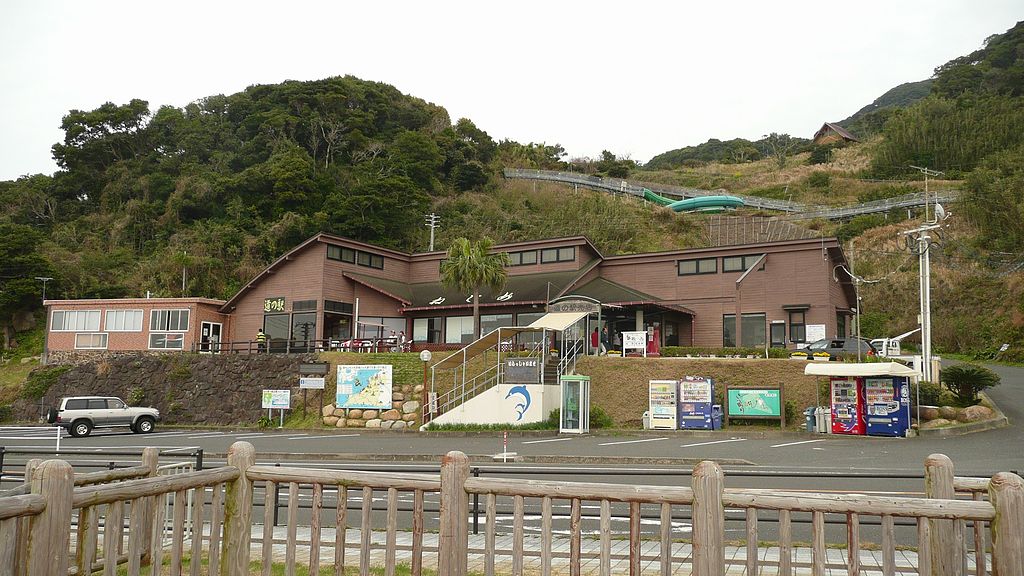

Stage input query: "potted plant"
[
  {"left": 812, "top": 351, "right": 831, "bottom": 361},
  {"left": 789, "top": 350, "right": 809, "bottom": 360}
]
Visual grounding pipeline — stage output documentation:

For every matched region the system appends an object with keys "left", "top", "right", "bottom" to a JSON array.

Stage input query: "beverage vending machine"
[
  {"left": 648, "top": 380, "right": 678, "bottom": 430},
  {"left": 678, "top": 376, "right": 716, "bottom": 429},
  {"left": 831, "top": 378, "right": 866, "bottom": 435},
  {"left": 864, "top": 377, "right": 911, "bottom": 437}
]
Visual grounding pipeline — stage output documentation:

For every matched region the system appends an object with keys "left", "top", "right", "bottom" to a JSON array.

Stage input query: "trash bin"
[
  {"left": 642, "top": 411, "right": 650, "bottom": 430},
  {"left": 804, "top": 407, "right": 816, "bottom": 432},
  {"left": 711, "top": 405, "right": 723, "bottom": 430},
  {"left": 814, "top": 407, "right": 832, "bottom": 434}
]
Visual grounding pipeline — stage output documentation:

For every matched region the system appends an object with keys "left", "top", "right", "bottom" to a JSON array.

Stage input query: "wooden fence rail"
[{"left": 0, "top": 441, "right": 1022, "bottom": 576}]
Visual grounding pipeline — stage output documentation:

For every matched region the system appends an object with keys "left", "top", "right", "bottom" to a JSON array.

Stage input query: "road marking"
[
  {"left": 186, "top": 432, "right": 227, "bottom": 439},
  {"left": 680, "top": 438, "right": 748, "bottom": 448},
  {"left": 139, "top": 432, "right": 190, "bottom": 438},
  {"left": 233, "top": 433, "right": 266, "bottom": 438},
  {"left": 521, "top": 437, "right": 574, "bottom": 445},
  {"left": 598, "top": 437, "right": 667, "bottom": 446},
  {"left": 771, "top": 439, "right": 827, "bottom": 448}
]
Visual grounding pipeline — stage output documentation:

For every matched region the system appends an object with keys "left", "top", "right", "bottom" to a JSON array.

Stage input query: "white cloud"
[{"left": 1, "top": 0, "right": 1020, "bottom": 180}]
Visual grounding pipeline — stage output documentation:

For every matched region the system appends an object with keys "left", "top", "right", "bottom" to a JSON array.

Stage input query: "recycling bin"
[
  {"left": 804, "top": 407, "right": 817, "bottom": 432},
  {"left": 711, "top": 405, "right": 723, "bottom": 430}
]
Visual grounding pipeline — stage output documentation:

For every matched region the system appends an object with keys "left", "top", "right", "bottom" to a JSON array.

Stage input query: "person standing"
[
  {"left": 600, "top": 325, "right": 610, "bottom": 355},
  {"left": 591, "top": 327, "right": 600, "bottom": 355},
  {"left": 255, "top": 328, "right": 268, "bottom": 353}
]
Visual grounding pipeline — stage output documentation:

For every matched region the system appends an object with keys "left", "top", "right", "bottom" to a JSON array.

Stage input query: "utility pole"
[
  {"left": 181, "top": 251, "right": 187, "bottom": 295},
  {"left": 36, "top": 277, "right": 53, "bottom": 366},
  {"left": 424, "top": 213, "right": 440, "bottom": 251},
  {"left": 905, "top": 165, "right": 944, "bottom": 384},
  {"left": 35, "top": 277, "right": 53, "bottom": 302}
]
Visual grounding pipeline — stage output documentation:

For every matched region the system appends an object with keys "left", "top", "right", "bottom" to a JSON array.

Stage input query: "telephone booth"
[{"left": 560, "top": 375, "right": 591, "bottom": 434}]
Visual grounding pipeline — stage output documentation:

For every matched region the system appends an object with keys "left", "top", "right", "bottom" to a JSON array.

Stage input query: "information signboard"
[
  {"left": 336, "top": 364, "right": 393, "bottom": 409},
  {"left": 727, "top": 388, "right": 781, "bottom": 417},
  {"left": 623, "top": 331, "right": 647, "bottom": 356},
  {"left": 504, "top": 357, "right": 540, "bottom": 384},
  {"left": 261, "top": 389, "right": 290, "bottom": 409},
  {"left": 299, "top": 377, "right": 326, "bottom": 390}
]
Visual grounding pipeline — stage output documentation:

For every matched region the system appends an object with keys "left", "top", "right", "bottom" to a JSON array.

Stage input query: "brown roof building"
[
  {"left": 812, "top": 123, "right": 860, "bottom": 146},
  {"left": 44, "top": 233, "right": 857, "bottom": 355}
]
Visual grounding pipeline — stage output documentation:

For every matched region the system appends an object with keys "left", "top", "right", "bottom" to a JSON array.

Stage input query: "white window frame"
[
  {"left": 148, "top": 332, "right": 185, "bottom": 350},
  {"left": 150, "top": 309, "right": 190, "bottom": 332},
  {"left": 74, "top": 333, "right": 108, "bottom": 350},
  {"left": 105, "top": 309, "right": 143, "bottom": 332},
  {"left": 51, "top": 310, "right": 101, "bottom": 332}
]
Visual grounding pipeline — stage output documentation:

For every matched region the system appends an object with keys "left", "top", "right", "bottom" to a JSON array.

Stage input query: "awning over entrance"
[
  {"left": 433, "top": 326, "right": 544, "bottom": 370},
  {"left": 526, "top": 311, "right": 590, "bottom": 331}
]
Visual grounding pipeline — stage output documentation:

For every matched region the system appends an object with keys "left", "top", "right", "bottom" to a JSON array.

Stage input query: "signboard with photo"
[
  {"left": 261, "top": 389, "right": 291, "bottom": 409},
  {"left": 336, "top": 364, "right": 393, "bottom": 409}
]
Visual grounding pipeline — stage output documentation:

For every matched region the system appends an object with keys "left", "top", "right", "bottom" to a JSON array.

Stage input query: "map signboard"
[
  {"left": 336, "top": 365, "right": 393, "bottom": 409},
  {"left": 727, "top": 388, "right": 781, "bottom": 418},
  {"left": 261, "top": 389, "right": 290, "bottom": 409}
]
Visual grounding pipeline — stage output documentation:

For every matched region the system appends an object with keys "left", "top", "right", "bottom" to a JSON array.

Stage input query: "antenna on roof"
[{"left": 425, "top": 213, "right": 441, "bottom": 251}]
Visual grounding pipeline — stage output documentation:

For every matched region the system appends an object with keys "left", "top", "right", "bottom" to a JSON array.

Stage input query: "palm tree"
[{"left": 440, "top": 237, "right": 510, "bottom": 340}]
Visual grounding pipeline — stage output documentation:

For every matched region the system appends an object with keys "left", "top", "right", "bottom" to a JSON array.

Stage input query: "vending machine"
[
  {"left": 648, "top": 380, "right": 678, "bottom": 430},
  {"left": 678, "top": 376, "right": 716, "bottom": 429},
  {"left": 831, "top": 378, "right": 866, "bottom": 435},
  {"left": 864, "top": 377, "right": 911, "bottom": 437}
]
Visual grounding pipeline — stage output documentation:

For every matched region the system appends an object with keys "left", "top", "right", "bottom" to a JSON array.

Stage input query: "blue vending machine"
[
  {"left": 864, "top": 376, "right": 911, "bottom": 437},
  {"left": 678, "top": 376, "right": 716, "bottom": 430}
]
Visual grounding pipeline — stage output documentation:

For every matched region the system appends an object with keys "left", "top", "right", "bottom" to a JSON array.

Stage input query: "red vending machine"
[{"left": 831, "top": 378, "right": 866, "bottom": 435}]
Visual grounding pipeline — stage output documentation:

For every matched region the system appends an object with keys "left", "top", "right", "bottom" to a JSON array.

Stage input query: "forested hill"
[{"left": 0, "top": 76, "right": 571, "bottom": 318}]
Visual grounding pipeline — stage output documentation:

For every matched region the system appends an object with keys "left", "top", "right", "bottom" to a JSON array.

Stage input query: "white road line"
[
  {"left": 597, "top": 437, "right": 667, "bottom": 446},
  {"left": 233, "top": 433, "right": 266, "bottom": 438},
  {"left": 521, "top": 437, "right": 574, "bottom": 445},
  {"left": 680, "top": 438, "right": 748, "bottom": 448},
  {"left": 771, "top": 439, "right": 827, "bottom": 448},
  {"left": 139, "top": 432, "right": 190, "bottom": 438},
  {"left": 186, "top": 432, "right": 227, "bottom": 439}
]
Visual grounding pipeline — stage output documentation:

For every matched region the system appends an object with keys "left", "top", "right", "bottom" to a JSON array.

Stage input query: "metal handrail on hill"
[{"left": 503, "top": 168, "right": 961, "bottom": 220}]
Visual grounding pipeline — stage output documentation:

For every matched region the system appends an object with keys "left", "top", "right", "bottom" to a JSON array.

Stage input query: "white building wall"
[{"left": 429, "top": 384, "right": 560, "bottom": 426}]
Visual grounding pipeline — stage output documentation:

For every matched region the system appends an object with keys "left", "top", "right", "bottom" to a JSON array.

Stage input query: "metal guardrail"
[{"left": 503, "top": 168, "right": 961, "bottom": 220}]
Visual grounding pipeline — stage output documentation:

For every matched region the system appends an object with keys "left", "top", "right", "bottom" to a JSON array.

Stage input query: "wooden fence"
[{"left": 1, "top": 441, "right": 1021, "bottom": 576}]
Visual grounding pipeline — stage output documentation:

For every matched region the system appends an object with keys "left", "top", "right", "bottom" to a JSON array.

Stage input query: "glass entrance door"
[{"left": 200, "top": 322, "right": 222, "bottom": 353}]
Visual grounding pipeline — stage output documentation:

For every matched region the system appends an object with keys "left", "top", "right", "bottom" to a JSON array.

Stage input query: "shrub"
[
  {"left": 21, "top": 366, "right": 71, "bottom": 400},
  {"left": 805, "top": 172, "right": 831, "bottom": 188},
  {"left": 941, "top": 363, "right": 1000, "bottom": 405},
  {"left": 913, "top": 380, "right": 947, "bottom": 407}
]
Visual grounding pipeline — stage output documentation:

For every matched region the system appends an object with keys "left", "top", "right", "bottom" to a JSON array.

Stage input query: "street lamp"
[{"left": 35, "top": 277, "right": 53, "bottom": 302}]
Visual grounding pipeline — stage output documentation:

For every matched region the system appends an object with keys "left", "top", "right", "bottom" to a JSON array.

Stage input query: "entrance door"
[
  {"left": 200, "top": 322, "right": 222, "bottom": 353},
  {"left": 770, "top": 322, "right": 786, "bottom": 348}
]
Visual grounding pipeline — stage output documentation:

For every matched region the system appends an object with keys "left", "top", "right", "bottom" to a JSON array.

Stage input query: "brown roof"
[{"left": 813, "top": 122, "right": 859, "bottom": 143}]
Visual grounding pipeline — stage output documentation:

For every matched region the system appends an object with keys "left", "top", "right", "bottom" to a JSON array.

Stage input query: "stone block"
[
  {"left": 333, "top": 407, "right": 346, "bottom": 417},
  {"left": 920, "top": 418, "right": 952, "bottom": 430},
  {"left": 335, "top": 418, "right": 347, "bottom": 428},
  {"left": 347, "top": 419, "right": 365, "bottom": 428},
  {"left": 402, "top": 413, "right": 418, "bottom": 422},
  {"left": 402, "top": 400, "right": 421, "bottom": 414},
  {"left": 380, "top": 420, "right": 394, "bottom": 429},
  {"left": 348, "top": 409, "right": 363, "bottom": 419},
  {"left": 920, "top": 406, "right": 940, "bottom": 421},
  {"left": 414, "top": 384, "right": 424, "bottom": 393},
  {"left": 382, "top": 409, "right": 401, "bottom": 420},
  {"left": 938, "top": 406, "right": 960, "bottom": 420},
  {"left": 959, "top": 405, "right": 994, "bottom": 422},
  {"left": 393, "top": 392, "right": 405, "bottom": 401},
  {"left": 365, "top": 418, "right": 382, "bottom": 428},
  {"left": 362, "top": 410, "right": 378, "bottom": 420},
  {"left": 392, "top": 421, "right": 407, "bottom": 430},
  {"left": 323, "top": 415, "right": 339, "bottom": 426},
  {"left": 322, "top": 405, "right": 336, "bottom": 417}
]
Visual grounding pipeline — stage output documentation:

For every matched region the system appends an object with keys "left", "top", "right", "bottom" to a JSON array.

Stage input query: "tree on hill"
[{"left": 440, "top": 237, "right": 510, "bottom": 340}]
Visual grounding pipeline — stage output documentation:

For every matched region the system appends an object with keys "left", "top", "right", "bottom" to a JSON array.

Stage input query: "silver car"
[{"left": 47, "top": 396, "right": 160, "bottom": 437}]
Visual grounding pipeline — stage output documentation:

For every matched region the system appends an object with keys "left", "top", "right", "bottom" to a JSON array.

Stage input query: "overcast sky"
[{"left": 1, "top": 1, "right": 1021, "bottom": 181}]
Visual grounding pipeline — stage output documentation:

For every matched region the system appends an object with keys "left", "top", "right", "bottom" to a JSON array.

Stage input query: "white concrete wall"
[{"left": 430, "top": 384, "right": 560, "bottom": 426}]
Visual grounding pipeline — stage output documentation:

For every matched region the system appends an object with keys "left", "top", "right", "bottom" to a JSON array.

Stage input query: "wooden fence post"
[
  {"left": 14, "top": 458, "right": 42, "bottom": 576},
  {"left": 26, "top": 459, "right": 74, "bottom": 576},
  {"left": 221, "top": 441, "right": 255, "bottom": 576},
  {"left": 139, "top": 447, "right": 160, "bottom": 566},
  {"left": 989, "top": 472, "right": 1024, "bottom": 576},
  {"left": 925, "top": 453, "right": 959, "bottom": 576},
  {"left": 438, "top": 451, "right": 469, "bottom": 576},
  {"left": 692, "top": 460, "right": 725, "bottom": 576}
]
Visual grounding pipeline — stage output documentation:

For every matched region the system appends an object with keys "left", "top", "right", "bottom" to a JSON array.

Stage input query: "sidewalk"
[{"left": 245, "top": 524, "right": 984, "bottom": 575}]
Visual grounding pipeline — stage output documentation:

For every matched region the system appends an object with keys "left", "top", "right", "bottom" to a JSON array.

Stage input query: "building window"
[
  {"left": 789, "top": 311, "right": 806, "bottom": 343},
  {"left": 540, "top": 246, "right": 575, "bottom": 263},
  {"left": 75, "top": 333, "right": 108, "bottom": 349},
  {"left": 150, "top": 309, "right": 190, "bottom": 332},
  {"left": 723, "top": 254, "right": 765, "bottom": 273},
  {"left": 356, "top": 317, "right": 404, "bottom": 339},
  {"left": 836, "top": 314, "right": 847, "bottom": 338},
  {"left": 105, "top": 310, "right": 143, "bottom": 332},
  {"left": 508, "top": 250, "right": 537, "bottom": 266},
  {"left": 413, "top": 317, "right": 442, "bottom": 343},
  {"left": 479, "top": 314, "right": 514, "bottom": 337},
  {"left": 325, "top": 300, "right": 353, "bottom": 314},
  {"left": 149, "top": 333, "right": 184, "bottom": 350},
  {"left": 723, "top": 315, "right": 736, "bottom": 347},
  {"left": 291, "top": 312, "right": 318, "bottom": 347},
  {"left": 678, "top": 258, "right": 717, "bottom": 275},
  {"left": 741, "top": 313, "right": 766, "bottom": 348},
  {"left": 445, "top": 316, "right": 475, "bottom": 344},
  {"left": 51, "top": 310, "right": 100, "bottom": 332},
  {"left": 292, "top": 300, "right": 317, "bottom": 312},
  {"left": 327, "top": 245, "right": 357, "bottom": 263}
]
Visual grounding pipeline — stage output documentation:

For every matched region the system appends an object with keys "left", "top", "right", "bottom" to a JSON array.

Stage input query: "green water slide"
[{"left": 642, "top": 188, "right": 745, "bottom": 213}]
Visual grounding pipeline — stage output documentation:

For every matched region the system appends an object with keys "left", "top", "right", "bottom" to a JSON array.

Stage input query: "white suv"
[{"left": 47, "top": 396, "right": 160, "bottom": 437}]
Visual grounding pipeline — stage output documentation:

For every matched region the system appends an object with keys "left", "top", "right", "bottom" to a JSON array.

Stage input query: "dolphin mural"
[{"left": 504, "top": 385, "right": 532, "bottom": 421}]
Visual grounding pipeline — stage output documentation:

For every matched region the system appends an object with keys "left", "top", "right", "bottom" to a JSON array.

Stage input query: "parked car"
[
  {"left": 46, "top": 396, "right": 160, "bottom": 437},
  {"left": 805, "top": 337, "right": 877, "bottom": 359}
]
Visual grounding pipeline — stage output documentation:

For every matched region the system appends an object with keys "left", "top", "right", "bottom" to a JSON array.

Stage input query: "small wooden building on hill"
[{"left": 812, "top": 123, "right": 859, "bottom": 145}]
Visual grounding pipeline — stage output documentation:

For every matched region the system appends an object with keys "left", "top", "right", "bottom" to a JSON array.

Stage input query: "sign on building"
[
  {"left": 504, "top": 357, "right": 540, "bottom": 384},
  {"left": 548, "top": 299, "right": 601, "bottom": 313},
  {"left": 264, "top": 297, "right": 286, "bottom": 313},
  {"left": 336, "top": 364, "right": 393, "bottom": 409}
]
